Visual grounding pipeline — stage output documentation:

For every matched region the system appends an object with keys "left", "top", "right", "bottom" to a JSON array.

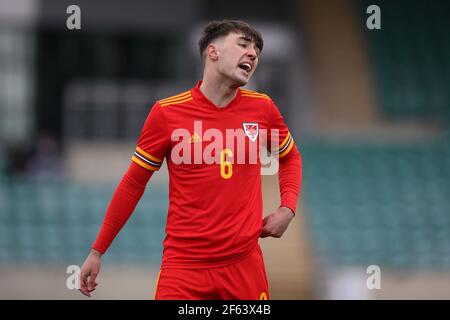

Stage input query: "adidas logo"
[{"left": 188, "top": 132, "right": 202, "bottom": 143}]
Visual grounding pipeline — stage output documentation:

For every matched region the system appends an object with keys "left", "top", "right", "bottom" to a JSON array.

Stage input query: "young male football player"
[{"left": 79, "top": 19, "right": 302, "bottom": 300}]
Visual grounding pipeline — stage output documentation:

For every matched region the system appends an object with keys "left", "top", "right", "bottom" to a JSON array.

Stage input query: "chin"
[{"left": 233, "top": 76, "right": 249, "bottom": 87}]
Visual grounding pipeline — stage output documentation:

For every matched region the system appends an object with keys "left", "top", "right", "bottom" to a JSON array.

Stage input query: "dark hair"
[{"left": 198, "top": 20, "right": 263, "bottom": 60}]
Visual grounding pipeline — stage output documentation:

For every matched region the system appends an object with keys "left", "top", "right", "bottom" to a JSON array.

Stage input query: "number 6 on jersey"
[{"left": 220, "top": 149, "right": 233, "bottom": 179}]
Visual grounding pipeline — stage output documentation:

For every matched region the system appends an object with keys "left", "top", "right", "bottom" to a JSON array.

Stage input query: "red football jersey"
[{"left": 132, "top": 81, "right": 295, "bottom": 268}]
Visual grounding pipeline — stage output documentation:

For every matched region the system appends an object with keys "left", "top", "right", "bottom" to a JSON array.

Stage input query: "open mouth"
[{"left": 238, "top": 63, "right": 252, "bottom": 73}]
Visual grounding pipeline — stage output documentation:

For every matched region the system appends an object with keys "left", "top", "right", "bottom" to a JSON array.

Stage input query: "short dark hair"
[{"left": 198, "top": 20, "right": 264, "bottom": 60}]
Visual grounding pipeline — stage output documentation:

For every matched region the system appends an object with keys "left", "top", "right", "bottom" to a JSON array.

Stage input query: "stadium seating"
[
  {"left": 302, "top": 141, "right": 450, "bottom": 269},
  {"left": 0, "top": 180, "right": 167, "bottom": 265},
  {"left": 362, "top": 0, "right": 450, "bottom": 122}
]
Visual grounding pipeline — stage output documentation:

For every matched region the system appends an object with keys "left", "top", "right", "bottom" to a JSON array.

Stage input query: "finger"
[
  {"left": 79, "top": 279, "right": 88, "bottom": 292},
  {"left": 88, "top": 283, "right": 98, "bottom": 291},
  {"left": 86, "top": 282, "right": 97, "bottom": 291},
  {"left": 80, "top": 271, "right": 89, "bottom": 288},
  {"left": 260, "top": 227, "right": 271, "bottom": 238},
  {"left": 80, "top": 270, "right": 89, "bottom": 281},
  {"left": 79, "top": 288, "right": 91, "bottom": 297},
  {"left": 79, "top": 269, "right": 94, "bottom": 297},
  {"left": 87, "top": 273, "right": 98, "bottom": 289}
]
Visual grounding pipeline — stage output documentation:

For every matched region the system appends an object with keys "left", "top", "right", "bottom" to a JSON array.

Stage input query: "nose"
[{"left": 247, "top": 49, "right": 257, "bottom": 60}]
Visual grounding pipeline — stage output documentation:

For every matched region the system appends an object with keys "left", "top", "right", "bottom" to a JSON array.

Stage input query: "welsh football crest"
[{"left": 243, "top": 122, "right": 259, "bottom": 142}]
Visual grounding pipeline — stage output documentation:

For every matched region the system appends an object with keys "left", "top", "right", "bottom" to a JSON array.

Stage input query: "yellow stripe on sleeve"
[
  {"left": 240, "top": 89, "right": 270, "bottom": 98},
  {"left": 279, "top": 132, "right": 291, "bottom": 150},
  {"left": 240, "top": 89, "right": 267, "bottom": 94},
  {"left": 160, "top": 96, "right": 193, "bottom": 107},
  {"left": 159, "top": 91, "right": 191, "bottom": 103},
  {"left": 159, "top": 94, "right": 192, "bottom": 105},
  {"left": 132, "top": 155, "right": 160, "bottom": 171},
  {"left": 241, "top": 93, "right": 271, "bottom": 100},
  {"left": 279, "top": 139, "right": 294, "bottom": 158},
  {"left": 135, "top": 147, "right": 162, "bottom": 163}
]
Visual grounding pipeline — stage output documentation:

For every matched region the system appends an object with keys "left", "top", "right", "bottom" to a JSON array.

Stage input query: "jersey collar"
[{"left": 191, "top": 80, "right": 241, "bottom": 112}]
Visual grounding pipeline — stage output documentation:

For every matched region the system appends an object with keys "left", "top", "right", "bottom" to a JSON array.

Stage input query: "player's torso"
[
  {"left": 157, "top": 88, "right": 271, "bottom": 267},
  {"left": 162, "top": 96, "right": 270, "bottom": 180}
]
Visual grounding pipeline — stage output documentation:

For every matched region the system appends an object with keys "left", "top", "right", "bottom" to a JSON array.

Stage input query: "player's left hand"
[{"left": 260, "top": 206, "right": 294, "bottom": 238}]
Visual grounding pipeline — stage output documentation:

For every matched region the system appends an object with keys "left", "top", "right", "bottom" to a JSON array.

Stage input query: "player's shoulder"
[
  {"left": 239, "top": 88, "right": 272, "bottom": 103},
  {"left": 157, "top": 90, "right": 193, "bottom": 108}
]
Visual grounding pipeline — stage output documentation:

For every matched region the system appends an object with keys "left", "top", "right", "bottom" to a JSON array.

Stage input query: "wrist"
[
  {"left": 90, "top": 248, "right": 103, "bottom": 258},
  {"left": 279, "top": 205, "right": 295, "bottom": 218}
]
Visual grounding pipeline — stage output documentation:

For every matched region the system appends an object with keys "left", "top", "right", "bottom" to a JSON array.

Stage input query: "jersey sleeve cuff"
[
  {"left": 281, "top": 192, "right": 298, "bottom": 215},
  {"left": 91, "top": 243, "right": 107, "bottom": 255}
]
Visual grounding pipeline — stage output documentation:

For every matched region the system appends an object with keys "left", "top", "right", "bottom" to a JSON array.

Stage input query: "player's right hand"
[{"left": 79, "top": 249, "right": 102, "bottom": 297}]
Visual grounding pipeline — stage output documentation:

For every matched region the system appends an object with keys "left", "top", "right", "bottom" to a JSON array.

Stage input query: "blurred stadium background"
[{"left": 0, "top": 0, "right": 449, "bottom": 299}]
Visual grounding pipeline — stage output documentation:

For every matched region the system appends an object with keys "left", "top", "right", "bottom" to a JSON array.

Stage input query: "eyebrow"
[
  {"left": 237, "top": 36, "right": 260, "bottom": 54},
  {"left": 238, "top": 36, "right": 252, "bottom": 42}
]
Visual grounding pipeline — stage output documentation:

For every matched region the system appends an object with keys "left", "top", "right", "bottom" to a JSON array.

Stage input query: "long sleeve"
[
  {"left": 92, "top": 101, "right": 170, "bottom": 254},
  {"left": 266, "top": 99, "right": 302, "bottom": 215},
  {"left": 278, "top": 144, "right": 302, "bottom": 214},
  {"left": 92, "top": 161, "right": 153, "bottom": 254}
]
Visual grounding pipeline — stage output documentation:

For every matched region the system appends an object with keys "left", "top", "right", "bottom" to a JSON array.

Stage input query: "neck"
[{"left": 199, "top": 72, "right": 239, "bottom": 108}]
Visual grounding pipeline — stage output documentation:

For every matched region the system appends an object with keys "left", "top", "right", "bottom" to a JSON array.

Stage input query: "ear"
[{"left": 207, "top": 44, "right": 219, "bottom": 61}]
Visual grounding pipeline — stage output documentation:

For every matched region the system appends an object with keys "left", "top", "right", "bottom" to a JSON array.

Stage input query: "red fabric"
[
  {"left": 278, "top": 145, "right": 302, "bottom": 214},
  {"left": 155, "top": 244, "right": 269, "bottom": 300},
  {"left": 92, "top": 161, "right": 152, "bottom": 254},
  {"left": 92, "top": 81, "right": 301, "bottom": 268}
]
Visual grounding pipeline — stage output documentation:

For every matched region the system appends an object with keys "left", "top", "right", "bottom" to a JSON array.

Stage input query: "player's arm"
[
  {"left": 79, "top": 102, "right": 169, "bottom": 297},
  {"left": 261, "top": 101, "right": 302, "bottom": 239},
  {"left": 260, "top": 146, "right": 302, "bottom": 238},
  {"left": 278, "top": 144, "right": 302, "bottom": 215},
  {"left": 79, "top": 161, "right": 153, "bottom": 297}
]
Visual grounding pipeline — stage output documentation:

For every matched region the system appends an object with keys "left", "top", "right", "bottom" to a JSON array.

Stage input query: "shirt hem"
[{"left": 160, "top": 242, "right": 259, "bottom": 270}]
